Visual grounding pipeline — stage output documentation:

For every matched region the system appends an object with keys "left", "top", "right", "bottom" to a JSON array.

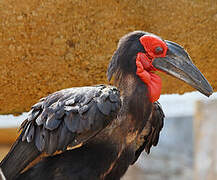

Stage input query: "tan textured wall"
[{"left": 0, "top": 0, "right": 216, "bottom": 114}]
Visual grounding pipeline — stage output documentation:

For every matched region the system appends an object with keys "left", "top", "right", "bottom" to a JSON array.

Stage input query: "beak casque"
[{"left": 152, "top": 40, "right": 213, "bottom": 97}]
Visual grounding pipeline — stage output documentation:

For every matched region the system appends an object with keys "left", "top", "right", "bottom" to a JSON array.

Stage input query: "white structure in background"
[{"left": 159, "top": 91, "right": 217, "bottom": 118}]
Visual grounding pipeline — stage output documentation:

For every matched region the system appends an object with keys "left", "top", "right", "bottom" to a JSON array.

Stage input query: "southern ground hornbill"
[{"left": 0, "top": 31, "right": 213, "bottom": 180}]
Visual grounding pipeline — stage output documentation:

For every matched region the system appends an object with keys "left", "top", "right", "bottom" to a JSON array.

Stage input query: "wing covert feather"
[{"left": 20, "top": 85, "right": 121, "bottom": 154}]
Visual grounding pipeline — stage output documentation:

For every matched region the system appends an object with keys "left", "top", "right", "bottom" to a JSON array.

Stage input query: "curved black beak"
[{"left": 152, "top": 40, "right": 213, "bottom": 97}]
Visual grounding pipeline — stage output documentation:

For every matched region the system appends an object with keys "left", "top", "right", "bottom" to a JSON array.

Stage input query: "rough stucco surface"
[{"left": 0, "top": 0, "right": 216, "bottom": 114}]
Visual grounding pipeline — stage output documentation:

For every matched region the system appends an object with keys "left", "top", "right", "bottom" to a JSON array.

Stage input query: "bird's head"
[{"left": 107, "top": 31, "right": 213, "bottom": 102}]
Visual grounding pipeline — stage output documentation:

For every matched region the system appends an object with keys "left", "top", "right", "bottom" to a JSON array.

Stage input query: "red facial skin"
[{"left": 136, "top": 35, "right": 168, "bottom": 103}]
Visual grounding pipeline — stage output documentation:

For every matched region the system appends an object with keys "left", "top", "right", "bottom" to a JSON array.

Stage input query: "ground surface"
[{"left": 0, "top": 0, "right": 216, "bottom": 114}]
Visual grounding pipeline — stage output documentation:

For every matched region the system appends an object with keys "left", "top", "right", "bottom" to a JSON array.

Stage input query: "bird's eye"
[{"left": 154, "top": 46, "right": 163, "bottom": 55}]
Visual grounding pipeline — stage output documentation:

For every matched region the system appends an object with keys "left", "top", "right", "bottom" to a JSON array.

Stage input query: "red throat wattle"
[{"left": 136, "top": 35, "right": 168, "bottom": 103}]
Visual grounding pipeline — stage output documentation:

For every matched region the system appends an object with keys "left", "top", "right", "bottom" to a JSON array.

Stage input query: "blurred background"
[{"left": 0, "top": 0, "right": 217, "bottom": 179}]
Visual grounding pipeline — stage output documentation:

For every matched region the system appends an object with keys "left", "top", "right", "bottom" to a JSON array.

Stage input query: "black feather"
[
  {"left": 47, "top": 129, "right": 58, "bottom": 155},
  {"left": 97, "top": 99, "right": 112, "bottom": 116},
  {"left": 26, "top": 125, "right": 35, "bottom": 143},
  {"left": 64, "top": 112, "right": 80, "bottom": 133},
  {"left": 35, "top": 127, "right": 45, "bottom": 152},
  {"left": 27, "top": 109, "right": 40, "bottom": 122},
  {"left": 45, "top": 114, "right": 62, "bottom": 130},
  {"left": 57, "top": 123, "right": 69, "bottom": 151}
]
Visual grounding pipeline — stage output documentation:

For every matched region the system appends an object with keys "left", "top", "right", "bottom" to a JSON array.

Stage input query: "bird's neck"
[{"left": 115, "top": 74, "right": 152, "bottom": 131}]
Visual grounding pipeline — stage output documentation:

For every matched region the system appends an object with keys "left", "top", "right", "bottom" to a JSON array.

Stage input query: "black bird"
[{"left": 0, "top": 31, "right": 213, "bottom": 180}]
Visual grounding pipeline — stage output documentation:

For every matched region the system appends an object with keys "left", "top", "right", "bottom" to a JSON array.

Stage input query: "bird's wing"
[
  {"left": 21, "top": 84, "right": 121, "bottom": 154},
  {"left": 132, "top": 101, "right": 165, "bottom": 164},
  {"left": 0, "top": 85, "right": 121, "bottom": 179}
]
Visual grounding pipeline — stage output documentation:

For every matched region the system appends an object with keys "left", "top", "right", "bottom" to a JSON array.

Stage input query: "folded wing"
[
  {"left": 0, "top": 85, "right": 121, "bottom": 179},
  {"left": 21, "top": 85, "right": 121, "bottom": 154}
]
